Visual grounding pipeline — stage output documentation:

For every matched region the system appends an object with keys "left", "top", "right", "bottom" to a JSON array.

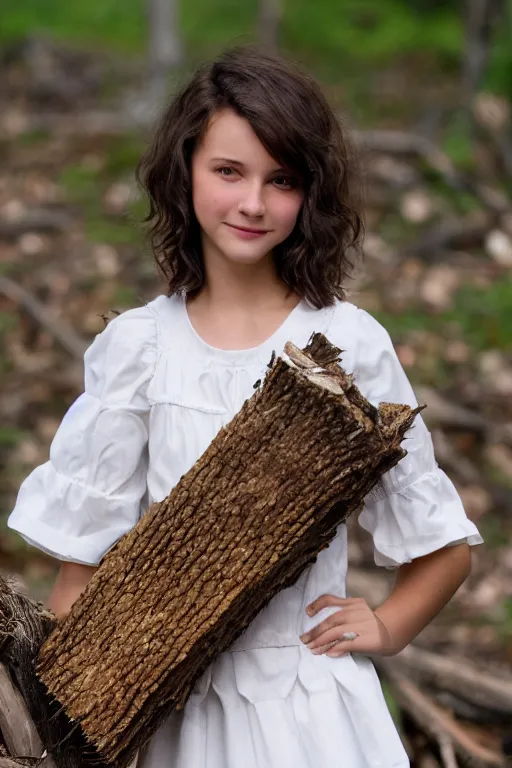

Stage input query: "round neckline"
[{"left": 177, "top": 292, "right": 309, "bottom": 366}]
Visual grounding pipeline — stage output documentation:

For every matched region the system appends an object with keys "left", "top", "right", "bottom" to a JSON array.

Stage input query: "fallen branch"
[
  {"left": 391, "top": 645, "right": 512, "bottom": 716},
  {"left": 0, "top": 209, "right": 73, "bottom": 241},
  {"left": 417, "top": 386, "right": 512, "bottom": 448},
  {"left": 0, "top": 275, "right": 87, "bottom": 359},
  {"left": 376, "top": 661, "right": 505, "bottom": 767},
  {"left": 406, "top": 215, "right": 494, "bottom": 262},
  {"left": 352, "top": 128, "right": 510, "bottom": 214}
]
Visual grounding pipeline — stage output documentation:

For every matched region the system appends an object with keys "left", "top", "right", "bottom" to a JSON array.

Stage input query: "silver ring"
[{"left": 342, "top": 631, "right": 358, "bottom": 641}]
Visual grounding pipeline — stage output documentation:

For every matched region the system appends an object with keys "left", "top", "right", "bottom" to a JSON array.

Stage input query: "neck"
[{"left": 195, "top": 240, "right": 298, "bottom": 313}]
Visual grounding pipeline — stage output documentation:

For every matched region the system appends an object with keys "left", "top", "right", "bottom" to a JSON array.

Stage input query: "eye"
[
  {"left": 216, "top": 166, "right": 237, "bottom": 178},
  {"left": 273, "top": 175, "right": 296, "bottom": 190}
]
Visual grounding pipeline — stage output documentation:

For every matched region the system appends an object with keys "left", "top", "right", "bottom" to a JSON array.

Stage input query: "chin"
[
  {"left": 227, "top": 253, "right": 272, "bottom": 267},
  {"left": 216, "top": 241, "right": 275, "bottom": 265}
]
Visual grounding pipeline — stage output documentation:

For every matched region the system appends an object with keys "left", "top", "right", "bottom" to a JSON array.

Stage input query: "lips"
[{"left": 226, "top": 223, "right": 269, "bottom": 234}]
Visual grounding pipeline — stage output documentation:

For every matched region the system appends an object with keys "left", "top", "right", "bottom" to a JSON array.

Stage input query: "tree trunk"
[
  {"left": 145, "top": 0, "right": 183, "bottom": 114},
  {"left": 462, "top": 0, "right": 504, "bottom": 105},
  {"left": 258, "top": 0, "right": 282, "bottom": 52}
]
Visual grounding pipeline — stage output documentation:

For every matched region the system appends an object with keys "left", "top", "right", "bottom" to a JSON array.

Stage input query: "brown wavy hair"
[{"left": 136, "top": 45, "right": 364, "bottom": 309}]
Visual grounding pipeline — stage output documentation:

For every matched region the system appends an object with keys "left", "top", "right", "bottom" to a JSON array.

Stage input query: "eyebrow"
[{"left": 211, "top": 157, "right": 287, "bottom": 173}]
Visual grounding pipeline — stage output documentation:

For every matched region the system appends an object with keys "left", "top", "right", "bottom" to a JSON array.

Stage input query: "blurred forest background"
[{"left": 1, "top": 0, "right": 512, "bottom": 763}]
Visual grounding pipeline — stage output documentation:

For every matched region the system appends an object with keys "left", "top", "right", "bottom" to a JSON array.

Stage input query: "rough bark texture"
[
  {"left": 0, "top": 578, "right": 86, "bottom": 768},
  {"left": 32, "top": 333, "right": 421, "bottom": 766}
]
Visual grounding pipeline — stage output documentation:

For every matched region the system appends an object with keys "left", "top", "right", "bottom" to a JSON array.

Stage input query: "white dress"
[{"left": 8, "top": 293, "right": 483, "bottom": 768}]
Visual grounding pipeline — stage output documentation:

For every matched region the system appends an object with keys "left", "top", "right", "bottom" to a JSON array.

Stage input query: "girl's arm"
[
  {"left": 301, "top": 542, "right": 471, "bottom": 657},
  {"left": 46, "top": 562, "right": 98, "bottom": 619},
  {"left": 373, "top": 541, "right": 471, "bottom": 653}
]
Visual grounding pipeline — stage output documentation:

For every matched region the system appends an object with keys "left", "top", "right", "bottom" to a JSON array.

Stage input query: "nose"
[{"left": 238, "top": 181, "right": 266, "bottom": 218}]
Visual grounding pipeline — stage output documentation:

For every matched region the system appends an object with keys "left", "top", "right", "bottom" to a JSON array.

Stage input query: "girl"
[{"left": 9, "top": 46, "right": 482, "bottom": 767}]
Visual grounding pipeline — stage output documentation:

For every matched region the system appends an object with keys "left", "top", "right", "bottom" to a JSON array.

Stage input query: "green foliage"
[
  {"left": 0, "top": 0, "right": 255, "bottom": 54},
  {"left": 0, "top": 311, "right": 17, "bottom": 334},
  {"left": 501, "top": 598, "right": 512, "bottom": 640},
  {"left": 0, "top": 427, "right": 25, "bottom": 449},
  {"left": 374, "top": 307, "right": 431, "bottom": 339},
  {"left": 446, "top": 277, "right": 512, "bottom": 352},
  {"left": 4, "top": 0, "right": 512, "bottom": 115},
  {"left": 478, "top": 516, "right": 510, "bottom": 550},
  {"left": 483, "top": 3, "right": 512, "bottom": 98},
  {"left": 111, "top": 285, "right": 139, "bottom": 307},
  {"left": 0, "top": 0, "right": 463, "bottom": 68},
  {"left": 83, "top": 215, "right": 141, "bottom": 245},
  {"left": 59, "top": 135, "right": 146, "bottom": 246},
  {"left": 17, "top": 129, "right": 52, "bottom": 147},
  {"left": 377, "top": 275, "right": 512, "bottom": 354},
  {"left": 181, "top": 0, "right": 257, "bottom": 61},
  {"left": 104, "top": 135, "right": 145, "bottom": 177},
  {"left": 59, "top": 163, "right": 98, "bottom": 202},
  {"left": 1, "top": 0, "right": 146, "bottom": 53},
  {"left": 381, "top": 680, "right": 403, "bottom": 731},
  {"left": 285, "top": 0, "right": 461, "bottom": 78},
  {"left": 489, "top": 597, "right": 512, "bottom": 649},
  {"left": 440, "top": 112, "right": 475, "bottom": 169}
]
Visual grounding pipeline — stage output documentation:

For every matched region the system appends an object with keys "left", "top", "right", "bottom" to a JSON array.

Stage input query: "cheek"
[
  {"left": 193, "top": 171, "right": 235, "bottom": 224},
  {"left": 271, "top": 192, "right": 304, "bottom": 231}
]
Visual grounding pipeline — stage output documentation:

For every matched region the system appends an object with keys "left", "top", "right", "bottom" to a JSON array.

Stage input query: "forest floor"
[{"left": 0, "top": 15, "right": 511, "bottom": 762}]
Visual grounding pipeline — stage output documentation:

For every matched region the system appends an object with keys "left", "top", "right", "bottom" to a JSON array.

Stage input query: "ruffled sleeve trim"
[
  {"left": 7, "top": 304, "right": 158, "bottom": 565},
  {"left": 359, "top": 465, "right": 484, "bottom": 569},
  {"left": 346, "top": 306, "right": 483, "bottom": 568}
]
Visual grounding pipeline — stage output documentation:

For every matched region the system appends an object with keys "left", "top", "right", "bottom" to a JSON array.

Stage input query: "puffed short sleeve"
[
  {"left": 7, "top": 305, "right": 158, "bottom": 566},
  {"left": 352, "top": 309, "right": 483, "bottom": 568}
]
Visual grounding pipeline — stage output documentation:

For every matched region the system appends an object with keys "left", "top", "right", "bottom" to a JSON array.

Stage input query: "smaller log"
[
  {"left": 376, "top": 661, "right": 506, "bottom": 768},
  {"left": 391, "top": 645, "right": 512, "bottom": 717},
  {"left": 0, "top": 662, "right": 45, "bottom": 759},
  {"left": 0, "top": 578, "right": 90, "bottom": 768}
]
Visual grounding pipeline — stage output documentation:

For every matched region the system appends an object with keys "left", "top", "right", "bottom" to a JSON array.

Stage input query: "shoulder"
[
  {"left": 326, "top": 300, "right": 417, "bottom": 406},
  {"left": 325, "top": 300, "right": 394, "bottom": 372},
  {"left": 86, "top": 301, "right": 159, "bottom": 358},
  {"left": 83, "top": 299, "right": 164, "bottom": 393}
]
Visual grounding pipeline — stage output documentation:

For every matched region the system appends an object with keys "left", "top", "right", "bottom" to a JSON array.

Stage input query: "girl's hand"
[{"left": 299, "top": 594, "right": 396, "bottom": 658}]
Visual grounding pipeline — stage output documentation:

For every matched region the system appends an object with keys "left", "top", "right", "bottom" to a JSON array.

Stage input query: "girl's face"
[{"left": 191, "top": 108, "right": 304, "bottom": 270}]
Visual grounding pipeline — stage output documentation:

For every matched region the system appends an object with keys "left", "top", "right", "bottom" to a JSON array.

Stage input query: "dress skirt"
[{"left": 138, "top": 645, "right": 410, "bottom": 768}]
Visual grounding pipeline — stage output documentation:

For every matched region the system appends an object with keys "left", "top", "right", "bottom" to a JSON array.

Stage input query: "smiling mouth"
[{"left": 226, "top": 223, "right": 269, "bottom": 234}]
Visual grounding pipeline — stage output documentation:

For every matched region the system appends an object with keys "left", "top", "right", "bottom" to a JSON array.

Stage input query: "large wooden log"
[{"left": 31, "top": 332, "right": 421, "bottom": 766}]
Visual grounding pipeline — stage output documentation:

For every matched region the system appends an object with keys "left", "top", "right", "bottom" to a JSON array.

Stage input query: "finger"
[
  {"left": 325, "top": 642, "right": 352, "bottom": 657},
  {"left": 307, "top": 595, "right": 362, "bottom": 616},
  {"left": 301, "top": 605, "right": 368, "bottom": 645},
  {"left": 326, "top": 635, "right": 371, "bottom": 658},
  {"left": 307, "top": 626, "right": 359, "bottom": 652},
  {"left": 300, "top": 609, "right": 348, "bottom": 644},
  {"left": 309, "top": 640, "right": 340, "bottom": 655}
]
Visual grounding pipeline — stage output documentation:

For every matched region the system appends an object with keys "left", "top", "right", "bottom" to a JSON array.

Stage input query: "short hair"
[{"left": 136, "top": 45, "right": 364, "bottom": 308}]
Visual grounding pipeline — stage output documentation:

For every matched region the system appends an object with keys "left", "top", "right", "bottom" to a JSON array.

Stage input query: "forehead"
[{"left": 196, "top": 109, "right": 278, "bottom": 166}]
